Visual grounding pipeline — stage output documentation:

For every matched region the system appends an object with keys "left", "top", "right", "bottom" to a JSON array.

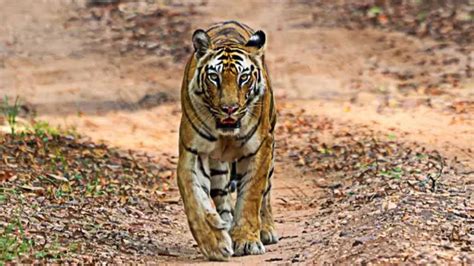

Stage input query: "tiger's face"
[{"left": 191, "top": 30, "right": 266, "bottom": 136}]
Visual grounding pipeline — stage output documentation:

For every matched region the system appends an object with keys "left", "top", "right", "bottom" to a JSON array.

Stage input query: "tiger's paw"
[
  {"left": 230, "top": 228, "right": 265, "bottom": 256},
  {"left": 199, "top": 230, "right": 233, "bottom": 261},
  {"left": 232, "top": 238, "right": 265, "bottom": 256},
  {"left": 194, "top": 212, "right": 234, "bottom": 261},
  {"left": 260, "top": 226, "right": 279, "bottom": 245}
]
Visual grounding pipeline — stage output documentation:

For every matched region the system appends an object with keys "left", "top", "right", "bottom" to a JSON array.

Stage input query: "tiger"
[{"left": 177, "top": 20, "right": 278, "bottom": 261}]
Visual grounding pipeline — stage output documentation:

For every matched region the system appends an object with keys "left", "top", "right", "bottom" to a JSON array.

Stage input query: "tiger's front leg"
[
  {"left": 231, "top": 136, "right": 274, "bottom": 256},
  {"left": 177, "top": 144, "right": 233, "bottom": 261},
  {"left": 209, "top": 160, "right": 234, "bottom": 225}
]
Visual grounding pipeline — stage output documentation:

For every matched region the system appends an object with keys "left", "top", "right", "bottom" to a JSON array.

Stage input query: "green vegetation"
[
  {"left": 379, "top": 166, "right": 404, "bottom": 179},
  {"left": 31, "top": 120, "right": 60, "bottom": 137},
  {"left": 0, "top": 216, "right": 32, "bottom": 263},
  {"left": 367, "top": 6, "right": 383, "bottom": 17},
  {"left": 1, "top": 96, "right": 20, "bottom": 136},
  {"left": 387, "top": 133, "right": 397, "bottom": 141}
]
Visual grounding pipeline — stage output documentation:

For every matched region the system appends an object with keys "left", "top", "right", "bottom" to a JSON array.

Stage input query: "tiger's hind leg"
[
  {"left": 209, "top": 160, "right": 234, "bottom": 225},
  {"left": 260, "top": 159, "right": 278, "bottom": 245}
]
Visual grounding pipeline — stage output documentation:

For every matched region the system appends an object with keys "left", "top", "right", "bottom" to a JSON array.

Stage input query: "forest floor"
[{"left": 1, "top": 0, "right": 473, "bottom": 264}]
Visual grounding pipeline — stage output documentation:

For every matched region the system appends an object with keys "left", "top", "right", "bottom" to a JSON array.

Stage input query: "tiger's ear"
[
  {"left": 245, "top": 30, "right": 266, "bottom": 55},
  {"left": 192, "top": 29, "right": 212, "bottom": 59}
]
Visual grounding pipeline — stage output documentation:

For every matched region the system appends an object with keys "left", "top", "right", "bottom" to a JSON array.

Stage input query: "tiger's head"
[{"left": 189, "top": 29, "right": 266, "bottom": 136}]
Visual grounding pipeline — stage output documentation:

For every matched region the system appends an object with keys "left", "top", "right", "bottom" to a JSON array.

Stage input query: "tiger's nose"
[{"left": 221, "top": 104, "right": 239, "bottom": 115}]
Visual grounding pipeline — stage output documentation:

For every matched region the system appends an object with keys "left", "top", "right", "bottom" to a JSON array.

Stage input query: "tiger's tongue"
[{"left": 221, "top": 117, "right": 236, "bottom": 124}]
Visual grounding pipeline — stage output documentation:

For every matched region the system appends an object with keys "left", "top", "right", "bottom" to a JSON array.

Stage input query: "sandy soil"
[{"left": 1, "top": 0, "right": 473, "bottom": 264}]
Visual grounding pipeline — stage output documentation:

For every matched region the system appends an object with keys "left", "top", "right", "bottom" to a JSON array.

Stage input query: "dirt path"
[{"left": 1, "top": 0, "right": 473, "bottom": 264}]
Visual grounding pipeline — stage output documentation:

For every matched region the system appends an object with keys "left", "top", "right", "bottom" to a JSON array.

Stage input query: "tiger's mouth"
[{"left": 216, "top": 117, "right": 241, "bottom": 130}]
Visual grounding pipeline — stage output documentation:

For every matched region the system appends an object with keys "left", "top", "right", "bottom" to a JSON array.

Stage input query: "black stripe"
[
  {"left": 237, "top": 111, "right": 263, "bottom": 147},
  {"left": 268, "top": 167, "right": 274, "bottom": 179},
  {"left": 198, "top": 156, "right": 210, "bottom": 180},
  {"left": 217, "top": 54, "right": 229, "bottom": 61},
  {"left": 210, "top": 169, "right": 229, "bottom": 176},
  {"left": 210, "top": 188, "right": 228, "bottom": 197},
  {"left": 269, "top": 114, "right": 276, "bottom": 134},
  {"left": 237, "top": 120, "right": 259, "bottom": 143},
  {"left": 222, "top": 20, "right": 243, "bottom": 27},
  {"left": 244, "top": 82, "right": 261, "bottom": 105},
  {"left": 213, "top": 48, "right": 226, "bottom": 58},
  {"left": 231, "top": 162, "right": 237, "bottom": 180},
  {"left": 218, "top": 209, "right": 232, "bottom": 215},
  {"left": 232, "top": 172, "right": 247, "bottom": 182},
  {"left": 221, "top": 47, "right": 247, "bottom": 54},
  {"left": 181, "top": 141, "right": 199, "bottom": 155},
  {"left": 182, "top": 104, "right": 217, "bottom": 142},
  {"left": 269, "top": 89, "right": 275, "bottom": 125},
  {"left": 232, "top": 54, "right": 243, "bottom": 61},
  {"left": 238, "top": 178, "right": 250, "bottom": 194},
  {"left": 238, "top": 178, "right": 250, "bottom": 195},
  {"left": 236, "top": 171, "right": 252, "bottom": 196},
  {"left": 201, "top": 185, "right": 210, "bottom": 196},
  {"left": 263, "top": 183, "right": 272, "bottom": 197},
  {"left": 216, "top": 27, "right": 245, "bottom": 38},
  {"left": 237, "top": 137, "right": 266, "bottom": 162},
  {"left": 196, "top": 66, "right": 203, "bottom": 91},
  {"left": 202, "top": 71, "right": 213, "bottom": 99},
  {"left": 222, "top": 20, "right": 249, "bottom": 31},
  {"left": 238, "top": 102, "right": 263, "bottom": 146},
  {"left": 233, "top": 60, "right": 243, "bottom": 67},
  {"left": 236, "top": 173, "right": 247, "bottom": 180}
]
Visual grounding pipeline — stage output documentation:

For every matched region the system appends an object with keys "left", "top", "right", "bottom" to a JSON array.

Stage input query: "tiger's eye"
[
  {"left": 239, "top": 74, "right": 249, "bottom": 84},
  {"left": 208, "top": 73, "right": 219, "bottom": 82}
]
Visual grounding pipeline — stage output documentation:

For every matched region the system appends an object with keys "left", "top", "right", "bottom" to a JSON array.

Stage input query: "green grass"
[
  {"left": 0, "top": 202, "right": 68, "bottom": 263},
  {"left": 1, "top": 96, "right": 21, "bottom": 136},
  {"left": 0, "top": 194, "right": 6, "bottom": 204},
  {"left": 33, "top": 240, "right": 63, "bottom": 260},
  {"left": 379, "top": 166, "right": 404, "bottom": 179},
  {"left": 31, "top": 120, "right": 59, "bottom": 138},
  {"left": 0, "top": 217, "right": 32, "bottom": 263},
  {"left": 1, "top": 96, "right": 78, "bottom": 138},
  {"left": 367, "top": 6, "right": 383, "bottom": 17},
  {"left": 416, "top": 11, "right": 428, "bottom": 21},
  {"left": 387, "top": 133, "right": 397, "bottom": 141}
]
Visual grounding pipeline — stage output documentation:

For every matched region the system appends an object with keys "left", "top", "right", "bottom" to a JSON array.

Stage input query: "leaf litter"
[
  {"left": 273, "top": 108, "right": 473, "bottom": 264},
  {"left": 67, "top": 0, "right": 205, "bottom": 62},
  {"left": 0, "top": 133, "right": 188, "bottom": 263}
]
